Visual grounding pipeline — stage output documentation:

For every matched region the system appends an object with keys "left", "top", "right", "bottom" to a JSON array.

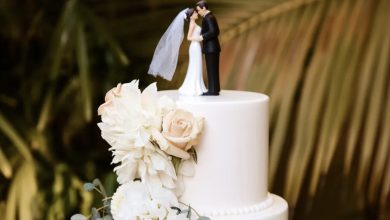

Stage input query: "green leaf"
[
  {"left": 171, "top": 156, "right": 182, "bottom": 174},
  {"left": 0, "top": 112, "right": 32, "bottom": 162},
  {"left": 5, "top": 175, "right": 17, "bottom": 220},
  {"left": 197, "top": 217, "right": 211, "bottom": 220},
  {"left": 188, "top": 147, "right": 198, "bottom": 164},
  {"left": 48, "top": 0, "right": 77, "bottom": 79},
  {"left": 0, "top": 145, "right": 12, "bottom": 178},
  {"left": 77, "top": 3, "right": 130, "bottom": 66},
  {"left": 76, "top": 21, "right": 93, "bottom": 122},
  {"left": 6, "top": 162, "right": 37, "bottom": 220},
  {"left": 36, "top": 86, "right": 54, "bottom": 132}
]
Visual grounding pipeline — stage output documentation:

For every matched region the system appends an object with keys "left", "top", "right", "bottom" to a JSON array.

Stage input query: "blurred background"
[{"left": 0, "top": 0, "right": 389, "bottom": 219}]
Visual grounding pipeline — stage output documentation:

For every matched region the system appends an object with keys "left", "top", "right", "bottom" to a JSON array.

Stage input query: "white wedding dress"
[{"left": 179, "top": 25, "right": 207, "bottom": 96}]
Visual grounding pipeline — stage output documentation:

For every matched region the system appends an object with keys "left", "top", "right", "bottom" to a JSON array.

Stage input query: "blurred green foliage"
[{"left": 0, "top": 0, "right": 389, "bottom": 220}]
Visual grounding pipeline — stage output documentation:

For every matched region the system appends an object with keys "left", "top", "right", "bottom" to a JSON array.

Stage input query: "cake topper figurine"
[{"left": 148, "top": 1, "right": 221, "bottom": 96}]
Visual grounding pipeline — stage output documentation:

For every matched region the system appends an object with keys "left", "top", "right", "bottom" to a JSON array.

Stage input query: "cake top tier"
[
  {"left": 159, "top": 89, "right": 270, "bottom": 211},
  {"left": 159, "top": 90, "right": 269, "bottom": 104}
]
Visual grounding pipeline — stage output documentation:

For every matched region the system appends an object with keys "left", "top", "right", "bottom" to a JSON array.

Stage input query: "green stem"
[
  {"left": 103, "top": 196, "right": 112, "bottom": 201},
  {"left": 86, "top": 205, "right": 109, "bottom": 219},
  {"left": 93, "top": 186, "right": 103, "bottom": 195}
]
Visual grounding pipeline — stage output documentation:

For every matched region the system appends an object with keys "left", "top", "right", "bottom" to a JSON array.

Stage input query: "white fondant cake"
[{"left": 158, "top": 90, "right": 288, "bottom": 220}]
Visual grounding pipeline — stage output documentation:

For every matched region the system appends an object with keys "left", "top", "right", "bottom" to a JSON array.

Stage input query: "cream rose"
[{"left": 162, "top": 109, "right": 204, "bottom": 152}]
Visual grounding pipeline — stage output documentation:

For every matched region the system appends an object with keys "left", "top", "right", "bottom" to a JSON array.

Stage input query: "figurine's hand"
[
  {"left": 188, "top": 37, "right": 201, "bottom": 42},
  {"left": 193, "top": 36, "right": 203, "bottom": 42}
]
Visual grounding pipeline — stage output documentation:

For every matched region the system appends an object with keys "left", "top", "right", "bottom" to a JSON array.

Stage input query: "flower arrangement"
[{"left": 72, "top": 80, "right": 209, "bottom": 220}]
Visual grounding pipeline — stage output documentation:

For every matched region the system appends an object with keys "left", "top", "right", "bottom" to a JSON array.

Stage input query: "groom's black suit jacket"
[{"left": 201, "top": 13, "right": 221, "bottom": 54}]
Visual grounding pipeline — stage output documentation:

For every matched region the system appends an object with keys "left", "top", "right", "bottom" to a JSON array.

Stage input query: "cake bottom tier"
[{"left": 192, "top": 194, "right": 288, "bottom": 220}]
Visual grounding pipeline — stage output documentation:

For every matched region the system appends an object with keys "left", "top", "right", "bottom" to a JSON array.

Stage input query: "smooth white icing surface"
[{"left": 158, "top": 90, "right": 287, "bottom": 220}]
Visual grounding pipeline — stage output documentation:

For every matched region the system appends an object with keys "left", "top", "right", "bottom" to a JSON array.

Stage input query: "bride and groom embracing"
[{"left": 148, "top": 1, "right": 221, "bottom": 96}]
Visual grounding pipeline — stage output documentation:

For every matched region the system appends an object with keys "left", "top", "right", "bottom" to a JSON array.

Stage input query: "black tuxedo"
[{"left": 201, "top": 12, "right": 221, "bottom": 95}]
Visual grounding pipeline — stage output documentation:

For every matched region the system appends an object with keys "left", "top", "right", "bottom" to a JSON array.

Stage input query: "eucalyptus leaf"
[
  {"left": 83, "top": 183, "right": 95, "bottom": 192},
  {"left": 70, "top": 214, "right": 88, "bottom": 220},
  {"left": 102, "top": 215, "right": 113, "bottom": 220},
  {"left": 92, "top": 178, "right": 108, "bottom": 197},
  {"left": 197, "top": 217, "right": 211, "bottom": 220},
  {"left": 92, "top": 207, "right": 101, "bottom": 219},
  {"left": 92, "top": 178, "right": 102, "bottom": 186}
]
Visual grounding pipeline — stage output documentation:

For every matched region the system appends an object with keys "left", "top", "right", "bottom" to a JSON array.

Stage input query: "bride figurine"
[{"left": 148, "top": 8, "right": 207, "bottom": 96}]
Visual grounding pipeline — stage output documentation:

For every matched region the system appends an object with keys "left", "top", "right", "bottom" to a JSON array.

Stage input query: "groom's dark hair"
[{"left": 196, "top": 0, "right": 208, "bottom": 9}]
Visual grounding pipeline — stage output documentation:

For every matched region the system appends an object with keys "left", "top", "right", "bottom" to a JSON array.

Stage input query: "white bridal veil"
[{"left": 148, "top": 8, "right": 188, "bottom": 81}]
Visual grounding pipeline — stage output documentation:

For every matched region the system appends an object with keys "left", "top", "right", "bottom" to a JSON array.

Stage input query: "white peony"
[
  {"left": 113, "top": 141, "right": 177, "bottom": 188},
  {"left": 97, "top": 80, "right": 177, "bottom": 187},
  {"left": 111, "top": 181, "right": 179, "bottom": 220}
]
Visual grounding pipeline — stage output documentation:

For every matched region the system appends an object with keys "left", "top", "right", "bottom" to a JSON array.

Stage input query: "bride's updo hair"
[{"left": 185, "top": 8, "right": 195, "bottom": 21}]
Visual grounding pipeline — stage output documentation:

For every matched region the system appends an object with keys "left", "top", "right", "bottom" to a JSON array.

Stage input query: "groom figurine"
[{"left": 196, "top": 1, "right": 221, "bottom": 96}]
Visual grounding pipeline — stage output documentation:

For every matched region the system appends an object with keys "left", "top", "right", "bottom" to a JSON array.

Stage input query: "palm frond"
[
  {"left": 5, "top": 162, "right": 37, "bottom": 220},
  {"left": 0, "top": 112, "right": 32, "bottom": 162},
  {"left": 220, "top": 0, "right": 321, "bottom": 44},
  {"left": 355, "top": 0, "right": 390, "bottom": 191},
  {"left": 76, "top": 21, "right": 93, "bottom": 122},
  {"left": 0, "top": 145, "right": 12, "bottom": 178},
  {"left": 217, "top": 0, "right": 389, "bottom": 213}
]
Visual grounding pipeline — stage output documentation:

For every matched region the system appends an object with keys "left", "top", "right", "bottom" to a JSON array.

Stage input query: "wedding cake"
[
  {"left": 158, "top": 90, "right": 288, "bottom": 220},
  {"left": 93, "top": 80, "right": 288, "bottom": 220},
  {"left": 137, "top": 2, "right": 288, "bottom": 218}
]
